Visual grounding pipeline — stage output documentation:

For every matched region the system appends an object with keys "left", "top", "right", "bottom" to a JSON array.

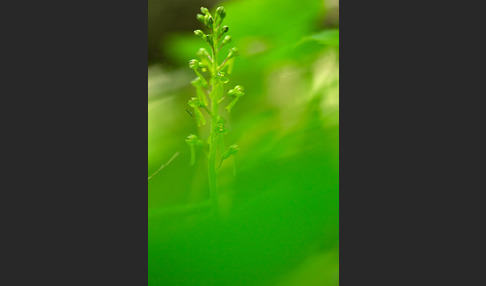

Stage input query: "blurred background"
[{"left": 148, "top": 0, "right": 339, "bottom": 285}]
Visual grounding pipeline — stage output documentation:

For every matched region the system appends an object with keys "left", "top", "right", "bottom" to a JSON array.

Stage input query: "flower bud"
[
  {"left": 188, "top": 98, "right": 206, "bottom": 126},
  {"left": 204, "top": 34, "right": 213, "bottom": 45},
  {"left": 222, "top": 35, "right": 232, "bottom": 45},
  {"left": 188, "top": 59, "right": 199, "bottom": 70},
  {"left": 192, "top": 78, "right": 208, "bottom": 106},
  {"left": 216, "top": 71, "right": 229, "bottom": 84},
  {"left": 200, "top": 7, "right": 209, "bottom": 15},
  {"left": 216, "top": 123, "right": 228, "bottom": 134},
  {"left": 234, "top": 85, "right": 244, "bottom": 92},
  {"left": 228, "top": 47, "right": 239, "bottom": 59},
  {"left": 186, "top": 134, "right": 199, "bottom": 144},
  {"left": 221, "top": 26, "right": 229, "bottom": 34},
  {"left": 196, "top": 14, "right": 205, "bottom": 23},
  {"left": 216, "top": 7, "right": 226, "bottom": 19},
  {"left": 206, "top": 15, "right": 214, "bottom": 28},
  {"left": 196, "top": 48, "right": 210, "bottom": 58},
  {"left": 188, "top": 97, "right": 200, "bottom": 107},
  {"left": 221, "top": 144, "right": 239, "bottom": 162},
  {"left": 227, "top": 85, "right": 245, "bottom": 98},
  {"left": 194, "top": 30, "right": 205, "bottom": 38},
  {"left": 186, "top": 134, "right": 203, "bottom": 166},
  {"left": 228, "top": 144, "right": 239, "bottom": 154}
]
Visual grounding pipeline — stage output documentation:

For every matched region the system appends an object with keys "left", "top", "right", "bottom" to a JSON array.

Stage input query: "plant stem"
[
  {"left": 208, "top": 25, "right": 220, "bottom": 217},
  {"left": 208, "top": 98, "right": 219, "bottom": 217}
]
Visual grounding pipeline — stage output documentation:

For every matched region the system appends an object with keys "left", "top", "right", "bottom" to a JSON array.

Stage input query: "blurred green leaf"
[{"left": 301, "top": 29, "right": 339, "bottom": 47}]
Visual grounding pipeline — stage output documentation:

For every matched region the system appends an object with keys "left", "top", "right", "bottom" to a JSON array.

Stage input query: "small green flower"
[{"left": 216, "top": 7, "right": 226, "bottom": 20}]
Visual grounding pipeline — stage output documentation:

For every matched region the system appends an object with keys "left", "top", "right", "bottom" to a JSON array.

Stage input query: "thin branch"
[
  {"left": 148, "top": 152, "right": 180, "bottom": 181},
  {"left": 219, "top": 56, "right": 229, "bottom": 70}
]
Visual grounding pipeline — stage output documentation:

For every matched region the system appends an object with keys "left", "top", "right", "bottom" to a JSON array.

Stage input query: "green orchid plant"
[{"left": 185, "top": 6, "right": 245, "bottom": 217}]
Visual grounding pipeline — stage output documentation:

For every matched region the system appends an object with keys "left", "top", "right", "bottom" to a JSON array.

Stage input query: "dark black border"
[
  {"left": 8, "top": 0, "right": 481, "bottom": 284},
  {"left": 12, "top": 0, "right": 150, "bottom": 283},
  {"left": 340, "top": 0, "right": 414, "bottom": 284},
  {"left": 339, "top": 0, "right": 482, "bottom": 284}
]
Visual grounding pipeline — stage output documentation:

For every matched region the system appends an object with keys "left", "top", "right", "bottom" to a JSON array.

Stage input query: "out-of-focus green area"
[{"left": 148, "top": 0, "right": 339, "bottom": 285}]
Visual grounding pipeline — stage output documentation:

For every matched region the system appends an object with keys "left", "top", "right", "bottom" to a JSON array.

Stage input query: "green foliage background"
[{"left": 148, "top": 0, "right": 339, "bottom": 285}]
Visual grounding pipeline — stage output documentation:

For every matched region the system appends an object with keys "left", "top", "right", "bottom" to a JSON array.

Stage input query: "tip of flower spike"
[
  {"left": 216, "top": 6, "right": 226, "bottom": 19},
  {"left": 200, "top": 7, "right": 209, "bottom": 15}
]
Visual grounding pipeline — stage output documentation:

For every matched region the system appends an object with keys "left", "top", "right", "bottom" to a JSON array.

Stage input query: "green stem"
[{"left": 208, "top": 25, "right": 220, "bottom": 218}]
